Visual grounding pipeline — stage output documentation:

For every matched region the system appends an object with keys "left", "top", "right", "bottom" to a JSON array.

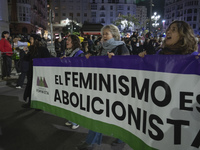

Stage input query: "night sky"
[{"left": 137, "top": 0, "right": 165, "bottom": 19}]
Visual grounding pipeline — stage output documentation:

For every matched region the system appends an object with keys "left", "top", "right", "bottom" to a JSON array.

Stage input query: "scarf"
[
  {"left": 69, "top": 48, "right": 80, "bottom": 57},
  {"left": 101, "top": 38, "right": 124, "bottom": 56}
]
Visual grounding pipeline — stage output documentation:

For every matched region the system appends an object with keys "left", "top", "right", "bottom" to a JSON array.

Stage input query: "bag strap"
[{"left": 74, "top": 50, "right": 84, "bottom": 57}]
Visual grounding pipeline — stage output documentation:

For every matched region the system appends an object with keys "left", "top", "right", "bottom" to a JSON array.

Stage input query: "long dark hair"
[
  {"left": 29, "top": 34, "right": 41, "bottom": 58},
  {"left": 1, "top": 31, "right": 9, "bottom": 38},
  {"left": 69, "top": 35, "right": 81, "bottom": 50}
]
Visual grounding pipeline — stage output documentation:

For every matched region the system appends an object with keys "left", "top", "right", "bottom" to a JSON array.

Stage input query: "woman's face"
[
  {"left": 102, "top": 28, "right": 113, "bottom": 42},
  {"left": 165, "top": 23, "right": 180, "bottom": 46},
  {"left": 66, "top": 36, "right": 73, "bottom": 49},
  {"left": 30, "top": 37, "right": 34, "bottom": 45},
  {"left": 4, "top": 33, "right": 9, "bottom": 39}
]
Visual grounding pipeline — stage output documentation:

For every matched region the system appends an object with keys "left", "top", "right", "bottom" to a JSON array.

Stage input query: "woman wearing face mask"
[{"left": 139, "top": 21, "right": 198, "bottom": 57}]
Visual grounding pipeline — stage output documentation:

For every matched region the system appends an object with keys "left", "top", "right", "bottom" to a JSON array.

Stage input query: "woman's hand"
[
  {"left": 195, "top": 53, "right": 200, "bottom": 59},
  {"left": 138, "top": 51, "right": 147, "bottom": 58},
  {"left": 85, "top": 53, "right": 92, "bottom": 59},
  {"left": 107, "top": 52, "right": 115, "bottom": 59},
  {"left": 60, "top": 55, "right": 66, "bottom": 59}
]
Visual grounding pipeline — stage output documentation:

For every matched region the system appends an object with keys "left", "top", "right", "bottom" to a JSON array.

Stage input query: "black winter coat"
[
  {"left": 23, "top": 46, "right": 51, "bottom": 102},
  {"left": 111, "top": 44, "right": 130, "bottom": 55}
]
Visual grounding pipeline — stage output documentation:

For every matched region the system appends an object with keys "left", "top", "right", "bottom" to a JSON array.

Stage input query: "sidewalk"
[
  {"left": 0, "top": 72, "right": 133, "bottom": 150},
  {"left": 0, "top": 67, "right": 20, "bottom": 85},
  {"left": 0, "top": 58, "right": 19, "bottom": 84}
]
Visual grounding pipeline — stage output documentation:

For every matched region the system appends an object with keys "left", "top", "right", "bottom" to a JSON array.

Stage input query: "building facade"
[
  {"left": 8, "top": 0, "right": 48, "bottom": 35},
  {"left": 49, "top": 0, "right": 139, "bottom": 34},
  {"left": 136, "top": 6, "right": 148, "bottom": 30},
  {"left": 90, "top": 0, "right": 137, "bottom": 24},
  {"left": 164, "top": 0, "right": 200, "bottom": 35},
  {"left": 0, "top": 0, "right": 9, "bottom": 35}
]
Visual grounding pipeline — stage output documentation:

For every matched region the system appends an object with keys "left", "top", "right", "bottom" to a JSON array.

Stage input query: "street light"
[
  {"left": 162, "top": 20, "right": 166, "bottom": 30},
  {"left": 121, "top": 20, "right": 127, "bottom": 29},
  {"left": 151, "top": 12, "right": 160, "bottom": 27},
  {"left": 66, "top": 18, "right": 69, "bottom": 25}
]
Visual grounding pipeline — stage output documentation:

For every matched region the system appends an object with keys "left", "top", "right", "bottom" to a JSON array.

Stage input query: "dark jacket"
[
  {"left": 55, "top": 40, "right": 61, "bottom": 52},
  {"left": 111, "top": 44, "right": 130, "bottom": 55},
  {"left": 23, "top": 46, "right": 51, "bottom": 102},
  {"left": 19, "top": 49, "right": 29, "bottom": 73}
]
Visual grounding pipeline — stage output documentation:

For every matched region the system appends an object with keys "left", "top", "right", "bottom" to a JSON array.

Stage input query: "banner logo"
[
  {"left": 37, "top": 77, "right": 48, "bottom": 88},
  {"left": 36, "top": 76, "right": 49, "bottom": 95}
]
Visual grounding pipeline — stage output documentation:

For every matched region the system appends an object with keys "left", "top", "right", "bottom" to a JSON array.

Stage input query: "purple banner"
[{"left": 33, "top": 55, "right": 200, "bottom": 75}]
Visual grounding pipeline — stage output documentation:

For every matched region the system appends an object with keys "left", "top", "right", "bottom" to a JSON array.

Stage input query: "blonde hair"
[
  {"left": 162, "top": 21, "right": 197, "bottom": 54},
  {"left": 101, "top": 24, "right": 121, "bottom": 41}
]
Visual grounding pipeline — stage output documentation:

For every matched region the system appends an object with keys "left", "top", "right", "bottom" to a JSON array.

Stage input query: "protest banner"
[{"left": 31, "top": 55, "right": 200, "bottom": 150}]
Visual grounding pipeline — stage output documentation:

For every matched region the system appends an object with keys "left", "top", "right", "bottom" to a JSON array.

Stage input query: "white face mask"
[{"left": 136, "top": 43, "right": 139, "bottom": 47}]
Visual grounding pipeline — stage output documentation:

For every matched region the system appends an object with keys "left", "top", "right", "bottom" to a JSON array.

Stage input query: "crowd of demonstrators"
[
  {"left": 0, "top": 31, "right": 13, "bottom": 80},
  {"left": 1, "top": 20, "right": 199, "bottom": 149},
  {"left": 76, "top": 21, "right": 200, "bottom": 150},
  {"left": 0, "top": 32, "right": 48, "bottom": 81},
  {"left": 22, "top": 34, "right": 51, "bottom": 108}
]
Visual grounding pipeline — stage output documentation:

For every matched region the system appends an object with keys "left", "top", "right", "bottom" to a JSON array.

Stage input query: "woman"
[
  {"left": 139, "top": 21, "right": 198, "bottom": 57},
  {"left": 62, "top": 35, "right": 84, "bottom": 129},
  {"left": 78, "top": 24, "right": 129, "bottom": 150},
  {"left": 158, "top": 20, "right": 197, "bottom": 55},
  {"left": 62, "top": 35, "right": 84, "bottom": 58},
  {"left": 0, "top": 31, "right": 13, "bottom": 80},
  {"left": 22, "top": 34, "right": 51, "bottom": 108},
  {"left": 99, "top": 24, "right": 129, "bottom": 56}
]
